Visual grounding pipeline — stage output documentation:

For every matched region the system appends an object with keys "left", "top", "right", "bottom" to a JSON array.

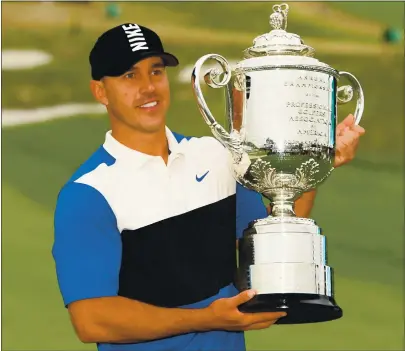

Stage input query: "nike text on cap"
[{"left": 89, "top": 23, "right": 179, "bottom": 80}]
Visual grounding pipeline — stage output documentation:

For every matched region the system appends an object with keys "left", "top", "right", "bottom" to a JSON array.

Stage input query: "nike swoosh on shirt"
[{"left": 196, "top": 171, "right": 210, "bottom": 182}]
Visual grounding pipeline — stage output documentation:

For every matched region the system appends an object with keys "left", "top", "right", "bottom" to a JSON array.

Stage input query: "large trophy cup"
[{"left": 191, "top": 3, "right": 364, "bottom": 324}]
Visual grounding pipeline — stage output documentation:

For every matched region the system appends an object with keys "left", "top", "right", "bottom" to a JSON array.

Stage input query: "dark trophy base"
[{"left": 237, "top": 293, "right": 343, "bottom": 324}]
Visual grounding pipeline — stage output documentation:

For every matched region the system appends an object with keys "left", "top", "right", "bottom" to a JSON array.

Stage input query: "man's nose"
[{"left": 139, "top": 75, "right": 156, "bottom": 94}]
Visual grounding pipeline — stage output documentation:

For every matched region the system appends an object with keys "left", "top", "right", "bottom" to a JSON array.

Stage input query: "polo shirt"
[{"left": 52, "top": 127, "right": 267, "bottom": 351}]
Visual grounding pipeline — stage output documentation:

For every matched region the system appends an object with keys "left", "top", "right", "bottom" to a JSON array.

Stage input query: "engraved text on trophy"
[{"left": 243, "top": 69, "right": 336, "bottom": 149}]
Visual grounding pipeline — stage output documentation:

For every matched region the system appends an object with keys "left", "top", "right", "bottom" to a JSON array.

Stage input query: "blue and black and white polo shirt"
[{"left": 52, "top": 127, "right": 267, "bottom": 351}]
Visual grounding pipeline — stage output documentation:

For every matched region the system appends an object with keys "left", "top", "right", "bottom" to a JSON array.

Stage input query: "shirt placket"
[{"left": 167, "top": 155, "right": 188, "bottom": 214}]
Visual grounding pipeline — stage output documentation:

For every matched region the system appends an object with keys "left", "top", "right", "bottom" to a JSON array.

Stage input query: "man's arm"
[
  {"left": 68, "top": 296, "right": 211, "bottom": 343},
  {"left": 54, "top": 183, "right": 285, "bottom": 344},
  {"left": 68, "top": 291, "right": 286, "bottom": 343},
  {"left": 236, "top": 184, "right": 268, "bottom": 238},
  {"left": 236, "top": 184, "right": 268, "bottom": 249},
  {"left": 294, "top": 189, "right": 317, "bottom": 218}
]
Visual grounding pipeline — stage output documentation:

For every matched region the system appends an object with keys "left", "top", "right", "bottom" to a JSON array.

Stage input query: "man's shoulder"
[
  {"left": 68, "top": 145, "right": 116, "bottom": 184},
  {"left": 171, "top": 131, "right": 192, "bottom": 143},
  {"left": 57, "top": 145, "right": 115, "bottom": 204}
]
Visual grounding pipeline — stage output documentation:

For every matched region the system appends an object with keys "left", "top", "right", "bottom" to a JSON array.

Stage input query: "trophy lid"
[{"left": 244, "top": 3, "right": 315, "bottom": 58}]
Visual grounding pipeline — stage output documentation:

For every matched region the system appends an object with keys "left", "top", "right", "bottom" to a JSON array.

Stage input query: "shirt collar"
[{"left": 103, "top": 126, "right": 185, "bottom": 167}]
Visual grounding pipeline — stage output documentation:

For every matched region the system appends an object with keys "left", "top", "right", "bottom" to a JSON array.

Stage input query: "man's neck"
[{"left": 111, "top": 125, "right": 170, "bottom": 164}]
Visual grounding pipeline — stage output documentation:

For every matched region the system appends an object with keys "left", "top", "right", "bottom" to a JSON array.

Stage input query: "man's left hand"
[{"left": 334, "top": 114, "right": 366, "bottom": 168}]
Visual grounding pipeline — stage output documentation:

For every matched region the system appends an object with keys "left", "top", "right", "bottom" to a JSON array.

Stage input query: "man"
[{"left": 52, "top": 23, "right": 365, "bottom": 351}]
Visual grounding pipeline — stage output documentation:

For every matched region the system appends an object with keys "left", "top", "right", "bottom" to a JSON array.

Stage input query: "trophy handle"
[
  {"left": 191, "top": 54, "right": 243, "bottom": 162},
  {"left": 337, "top": 71, "right": 365, "bottom": 125}
]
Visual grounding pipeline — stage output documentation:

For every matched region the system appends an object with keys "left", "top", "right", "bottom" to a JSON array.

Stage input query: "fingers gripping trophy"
[{"left": 191, "top": 3, "right": 364, "bottom": 324}]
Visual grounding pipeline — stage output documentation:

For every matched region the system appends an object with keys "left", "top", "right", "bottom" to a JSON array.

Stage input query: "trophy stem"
[{"left": 270, "top": 199, "right": 296, "bottom": 217}]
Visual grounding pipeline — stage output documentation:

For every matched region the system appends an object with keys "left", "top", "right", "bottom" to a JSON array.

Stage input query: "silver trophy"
[{"left": 191, "top": 3, "right": 364, "bottom": 324}]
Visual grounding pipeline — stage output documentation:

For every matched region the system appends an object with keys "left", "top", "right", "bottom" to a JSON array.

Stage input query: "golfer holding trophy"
[{"left": 192, "top": 3, "right": 364, "bottom": 324}]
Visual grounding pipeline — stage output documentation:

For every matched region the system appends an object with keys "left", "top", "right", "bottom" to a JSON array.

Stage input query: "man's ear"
[{"left": 90, "top": 79, "right": 108, "bottom": 106}]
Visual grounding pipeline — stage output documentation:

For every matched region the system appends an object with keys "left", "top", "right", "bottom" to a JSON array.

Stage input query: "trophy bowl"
[{"left": 191, "top": 3, "right": 364, "bottom": 324}]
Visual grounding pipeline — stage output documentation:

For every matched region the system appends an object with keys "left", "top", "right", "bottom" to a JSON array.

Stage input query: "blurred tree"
[
  {"left": 106, "top": 3, "right": 121, "bottom": 19},
  {"left": 382, "top": 27, "right": 403, "bottom": 43}
]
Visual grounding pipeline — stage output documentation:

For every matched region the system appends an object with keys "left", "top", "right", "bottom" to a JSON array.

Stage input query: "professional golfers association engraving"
[{"left": 191, "top": 3, "right": 364, "bottom": 324}]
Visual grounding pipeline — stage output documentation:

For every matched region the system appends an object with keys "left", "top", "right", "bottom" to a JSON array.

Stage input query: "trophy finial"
[
  {"left": 270, "top": 3, "right": 289, "bottom": 31},
  {"left": 246, "top": 2, "right": 315, "bottom": 58}
]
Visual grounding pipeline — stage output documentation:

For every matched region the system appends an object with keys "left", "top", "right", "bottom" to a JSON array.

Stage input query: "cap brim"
[
  {"left": 135, "top": 51, "right": 179, "bottom": 67},
  {"left": 133, "top": 50, "right": 179, "bottom": 67},
  {"left": 159, "top": 52, "right": 179, "bottom": 67},
  {"left": 104, "top": 51, "right": 179, "bottom": 78}
]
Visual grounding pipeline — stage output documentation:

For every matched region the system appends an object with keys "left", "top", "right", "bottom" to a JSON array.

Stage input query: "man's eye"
[
  {"left": 152, "top": 69, "right": 163, "bottom": 76},
  {"left": 125, "top": 72, "right": 135, "bottom": 79}
]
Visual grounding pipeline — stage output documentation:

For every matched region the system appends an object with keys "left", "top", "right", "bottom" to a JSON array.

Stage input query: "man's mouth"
[{"left": 139, "top": 101, "right": 158, "bottom": 108}]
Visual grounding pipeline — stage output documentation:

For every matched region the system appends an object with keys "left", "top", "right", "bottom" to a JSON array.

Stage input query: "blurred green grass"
[
  {"left": 330, "top": 2, "right": 405, "bottom": 29},
  {"left": 2, "top": 2, "right": 403, "bottom": 350}
]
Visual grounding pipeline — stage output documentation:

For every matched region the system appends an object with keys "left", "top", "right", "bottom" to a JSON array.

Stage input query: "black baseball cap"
[{"left": 89, "top": 23, "right": 179, "bottom": 80}]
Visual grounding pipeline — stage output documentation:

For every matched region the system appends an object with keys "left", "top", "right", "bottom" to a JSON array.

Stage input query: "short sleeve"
[
  {"left": 52, "top": 182, "right": 122, "bottom": 307},
  {"left": 236, "top": 183, "right": 267, "bottom": 239}
]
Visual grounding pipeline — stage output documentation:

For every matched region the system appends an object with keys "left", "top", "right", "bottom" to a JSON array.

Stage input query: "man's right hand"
[{"left": 206, "top": 289, "right": 287, "bottom": 331}]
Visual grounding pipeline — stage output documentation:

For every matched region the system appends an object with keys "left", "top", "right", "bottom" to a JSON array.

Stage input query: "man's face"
[{"left": 100, "top": 56, "right": 170, "bottom": 133}]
